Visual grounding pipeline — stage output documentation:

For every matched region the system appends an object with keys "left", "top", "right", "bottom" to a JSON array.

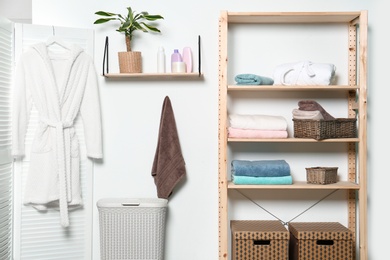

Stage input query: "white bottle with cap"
[{"left": 157, "top": 46, "right": 166, "bottom": 73}]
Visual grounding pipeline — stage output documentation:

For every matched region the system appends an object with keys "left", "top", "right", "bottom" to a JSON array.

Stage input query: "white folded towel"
[
  {"left": 292, "top": 109, "right": 324, "bottom": 120},
  {"left": 229, "top": 114, "right": 288, "bottom": 131},
  {"left": 273, "top": 61, "right": 336, "bottom": 86}
]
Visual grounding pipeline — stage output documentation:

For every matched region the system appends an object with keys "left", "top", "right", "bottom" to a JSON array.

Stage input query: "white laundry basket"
[{"left": 97, "top": 198, "right": 168, "bottom": 260}]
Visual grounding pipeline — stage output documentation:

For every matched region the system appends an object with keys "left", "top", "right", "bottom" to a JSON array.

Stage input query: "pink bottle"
[{"left": 182, "top": 47, "right": 192, "bottom": 73}]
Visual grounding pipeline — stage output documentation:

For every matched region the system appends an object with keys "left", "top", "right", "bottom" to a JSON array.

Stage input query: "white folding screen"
[
  {"left": 12, "top": 23, "right": 95, "bottom": 260},
  {"left": 0, "top": 16, "right": 14, "bottom": 260}
]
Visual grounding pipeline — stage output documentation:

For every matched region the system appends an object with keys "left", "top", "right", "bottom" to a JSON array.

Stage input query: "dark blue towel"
[{"left": 231, "top": 159, "right": 291, "bottom": 177}]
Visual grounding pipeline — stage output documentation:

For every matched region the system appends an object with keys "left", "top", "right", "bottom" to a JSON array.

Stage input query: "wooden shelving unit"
[{"left": 218, "top": 11, "right": 367, "bottom": 260}]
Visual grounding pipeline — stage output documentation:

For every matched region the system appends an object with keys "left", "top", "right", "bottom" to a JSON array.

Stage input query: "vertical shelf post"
[
  {"left": 218, "top": 10, "right": 229, "bottom": 260},
  {"left": 357, "top": 10, "right": 368, "bottom": 260}
]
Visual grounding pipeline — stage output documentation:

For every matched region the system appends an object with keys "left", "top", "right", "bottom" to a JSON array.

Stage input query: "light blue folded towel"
[
  {"left": 232, "top": 175, "right": 293, "bottom": 185},
  {"left": 231, "top": 159, "right": 291, "bottom": 177},
  {"left": 235, "top": 74, "right": 274, "bottom": 85}
]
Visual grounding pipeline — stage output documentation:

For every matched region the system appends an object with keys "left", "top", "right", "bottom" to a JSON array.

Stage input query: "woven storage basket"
[
  {"left": 97, "top": 198, "right": 168, "bottom": 260},
  {"left": 306, "top": 167, "right": 338, "bottom": 184},
  {"left": 293, "top": 118, "right": 357, "bottom": 140}
]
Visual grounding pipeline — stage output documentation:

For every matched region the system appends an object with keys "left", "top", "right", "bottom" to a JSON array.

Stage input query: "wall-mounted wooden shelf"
[
  {"left": 101, "top": 35, "right": 203, "bottom": 80},
  {"left": 103, "top": 72, "right": 204, "bottom": 79}
]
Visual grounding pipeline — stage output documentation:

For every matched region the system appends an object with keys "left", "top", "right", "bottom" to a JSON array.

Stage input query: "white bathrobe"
[{"left": 12, "top": 42, "right": 103, "bottom": 227}]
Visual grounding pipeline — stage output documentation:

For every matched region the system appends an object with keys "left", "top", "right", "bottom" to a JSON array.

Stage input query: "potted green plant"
[{"left": 94, "top": 7, "right": 164, "bottom": 73}]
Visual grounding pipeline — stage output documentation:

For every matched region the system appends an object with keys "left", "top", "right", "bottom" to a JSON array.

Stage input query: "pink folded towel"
[{"left": 228, "top": 127, "right": 288, "bottom": 139}]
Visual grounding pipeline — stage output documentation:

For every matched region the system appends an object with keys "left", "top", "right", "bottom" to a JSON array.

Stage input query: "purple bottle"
[{"left": 171, "top": 49, "right": 183, "bottom": 72}]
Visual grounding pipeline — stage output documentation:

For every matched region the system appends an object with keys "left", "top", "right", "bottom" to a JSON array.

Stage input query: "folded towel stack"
[
  {"left": 235, "top": 73, "right": 274, "bottom": 85},
  {"left": 228, "top": 114, "right": 288, "bottom": 139},
  {"left": 292, "top": 100, "right": 334, "bottom": 120},
  {"left": 231, "top": 159, "right": 293, "bottom": 185}
]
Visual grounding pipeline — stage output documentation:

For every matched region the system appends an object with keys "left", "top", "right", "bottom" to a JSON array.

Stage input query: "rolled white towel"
[
  {"left": 229, "top": 114, "right": 288, "bottom": 131},
  {"left": 292, "top": 108, "right": 324, "bottom": 120}
]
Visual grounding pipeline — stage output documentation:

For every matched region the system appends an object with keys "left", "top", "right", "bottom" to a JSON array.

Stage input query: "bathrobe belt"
[{"left": 41, "top": 117, "right": 73, "bottom": 228}]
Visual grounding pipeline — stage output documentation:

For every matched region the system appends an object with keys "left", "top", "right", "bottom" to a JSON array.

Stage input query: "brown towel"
[{"left": 152, "top": 96, "right": 186, "bottom": 199}]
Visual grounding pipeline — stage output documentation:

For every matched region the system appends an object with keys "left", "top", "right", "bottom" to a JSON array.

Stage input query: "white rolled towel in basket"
[{"left": 273, "top": 61, "right": 336, "bottom": 86}]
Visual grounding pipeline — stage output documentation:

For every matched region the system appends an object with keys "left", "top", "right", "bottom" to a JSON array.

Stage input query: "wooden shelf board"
[
  {"left": 103, "top": 72, "right": 203, "bottom": 79},
  {"left": 228, "top": 181, "right": 359, "bottom": 190},
  {"left": 227, "top": 85, "right": 358, "bottom": 91},
  {"left": 228, "top": 137, "right": 359, "bottom": 143},
  {"left": 226, "top": 12, "right": 361, "bottom": 24}
]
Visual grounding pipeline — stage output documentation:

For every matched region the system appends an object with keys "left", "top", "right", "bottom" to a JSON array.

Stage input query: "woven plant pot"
[{"left": 118, "top": 51, "right": 142, "bottom": 73}]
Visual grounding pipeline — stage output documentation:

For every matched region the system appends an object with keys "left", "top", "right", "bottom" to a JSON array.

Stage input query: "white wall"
[
  {"left": 0, "top": 0, "right": 31, "bottom": 23},
  {"left": 17, "top": 0, "right": 390, "bottom": 259}
]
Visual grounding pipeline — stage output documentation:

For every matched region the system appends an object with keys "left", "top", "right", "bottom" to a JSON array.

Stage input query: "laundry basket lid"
[{"left": 97, "top": 198, "right": 168, "bottom": 208}]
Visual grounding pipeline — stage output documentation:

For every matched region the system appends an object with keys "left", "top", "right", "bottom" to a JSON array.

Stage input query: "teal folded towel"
[
  {"left": 235, "top": 74, "right": 274, "bottom": 85},
  {"left": 232, "top": 175, "right": 293, "bottom": 185},
  {"left": 231, "top": 159, "right": 291, "bottom": 177}
]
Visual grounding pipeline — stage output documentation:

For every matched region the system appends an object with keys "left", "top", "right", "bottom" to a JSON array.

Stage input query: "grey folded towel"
[{"left": 151, "top": 96, "right": 186, "bottom": 199}]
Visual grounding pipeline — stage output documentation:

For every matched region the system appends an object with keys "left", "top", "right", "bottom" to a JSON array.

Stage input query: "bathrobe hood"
[{"left": 12, "top": 42, "right": 103, "bottom": 227}]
